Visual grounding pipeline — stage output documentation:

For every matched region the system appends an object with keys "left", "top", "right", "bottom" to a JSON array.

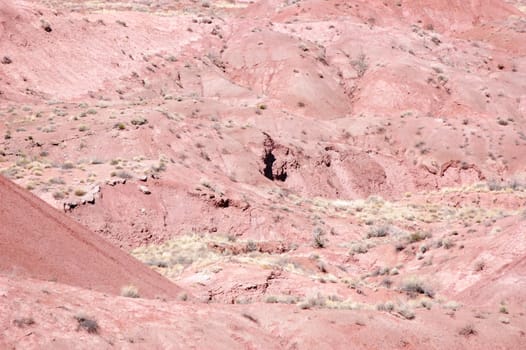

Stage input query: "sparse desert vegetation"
[
  {"left": 121, "top": 285, "right": 140, "bottom": 298},
  {"left": 1, "top": 0, "right": 526, "bottom": 348},
  {"left": 74, "top": 314, "right": 99, "bottom": 334},
  {"left": 400, "top": 277, "right": 435, "bottom": 298}
]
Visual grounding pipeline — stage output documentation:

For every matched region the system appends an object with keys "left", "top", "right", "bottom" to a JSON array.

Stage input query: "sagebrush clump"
[
  {"left": 400, "top": 277, "right": 435, "bottom": 298},
  {"left": 74, "top": 313, "right": 99, "bottom": 334}
]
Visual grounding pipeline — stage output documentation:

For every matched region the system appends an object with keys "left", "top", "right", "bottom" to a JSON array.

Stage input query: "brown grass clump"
[
  {"left": 298, "top": 293, "right": 326, "bottom": 310},
  {"left": 13, "top": 317, "right": 35, "bottom": 328},
  {"left": 74, "top": 189, "right": 86, "bottom": 197},
  {"left": 312, "top": 227, "right": 326, "bottom": 248},
  {"left": 458, "top": 324, "right": 477, "bottom": 337},
  {"left": 367, "top": 225, "right": 390, "bottom": 238},
  {"left": 400, "top": 277, "right": 435, "bottom": 298}
]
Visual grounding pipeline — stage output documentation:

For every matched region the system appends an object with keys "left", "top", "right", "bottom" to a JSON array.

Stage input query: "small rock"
[
  {"left": 131, "top": 117, "right": 148, "bottom": 126},
  {"left": 139, "top": 185, "right": 151, "bottom": 195},
  {"left": 1, "top": 56, "right": 12, "bottom": 64},
  {"left": 41, "top": 20, "right": 52, "bottom": 32},
  {"left": 106, "top": 178, "right": 126, "bottom": 186},
  {"left": 81, "top": 193, "right": 95, "bottom": 205},
  {"left": 63, "top": 201, "right": 78, "bottom": 211},
  {"left": 138, "top": 175, "right": 148, "bottom": 182}
]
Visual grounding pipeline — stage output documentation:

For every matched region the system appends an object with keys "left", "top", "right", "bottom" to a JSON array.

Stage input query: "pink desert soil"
[
  {"left": 0, "top": 174, "right": 182, "bottom": 299},
  {"left": 1, "top": 0, "right": 526, "bottom": 348}
]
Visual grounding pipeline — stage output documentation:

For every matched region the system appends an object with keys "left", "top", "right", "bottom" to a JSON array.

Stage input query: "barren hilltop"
[{"left": 1, "top": 0, "right": 526, "bottom": 348}]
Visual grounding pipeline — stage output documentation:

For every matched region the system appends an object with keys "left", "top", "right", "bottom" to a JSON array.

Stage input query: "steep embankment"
[{"left": 0, "top": 175, "right": 182, "bottom": 298}]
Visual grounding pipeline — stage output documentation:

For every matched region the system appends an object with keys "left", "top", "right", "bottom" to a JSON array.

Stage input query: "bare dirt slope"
[
  {"left": 0, "top": 175, "right": 182, "bottom": 299},
  {"left": 1, "top": 274, "right": 524, "bottom": 350}
]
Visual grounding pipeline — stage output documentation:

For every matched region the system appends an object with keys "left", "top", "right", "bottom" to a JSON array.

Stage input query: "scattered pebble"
[{"left": 139, "top": 185, "right": 151, "bottom": 195}]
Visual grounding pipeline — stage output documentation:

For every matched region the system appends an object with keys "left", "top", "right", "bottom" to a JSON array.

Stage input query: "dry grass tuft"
[
  {"left": 400, "top": 277, "right": 435, "bottom": 298},
  {"left": 121, "top": 285, "right": 140, "bottom": 298}
]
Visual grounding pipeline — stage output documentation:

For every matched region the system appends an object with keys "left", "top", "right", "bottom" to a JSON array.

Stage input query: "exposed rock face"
[
  {"left": 139, "top": 185, "right": 151, "bottom": 194},
  {"left": 258, "top": 133, "right": 387, "bottom": 198},
  {"left": 261, "top": 132, "right": 299, "bottom": 182},
  {"left": 63, "top": 185, "right": 100, "bottom": 211},
  {"left": 320, "top": 147, "right": 388, "bottom": 197}
]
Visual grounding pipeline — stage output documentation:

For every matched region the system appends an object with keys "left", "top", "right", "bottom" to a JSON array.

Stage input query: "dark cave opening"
[
  {"left": 263, "top": 151, "right": 276, "bottom": 180},
  {"left": 262, "top": 150, "right": 287, "bottom": 181}
]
